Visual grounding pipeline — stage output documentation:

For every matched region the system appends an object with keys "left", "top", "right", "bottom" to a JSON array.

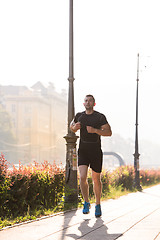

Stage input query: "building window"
[{"left": 11, "top": 104, "right": 16, "bottom": 112}]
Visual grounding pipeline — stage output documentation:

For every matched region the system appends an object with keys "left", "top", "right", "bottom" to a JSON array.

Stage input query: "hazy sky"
[{"left": 0, "top": 0, "right": 160, "bottom": 145}]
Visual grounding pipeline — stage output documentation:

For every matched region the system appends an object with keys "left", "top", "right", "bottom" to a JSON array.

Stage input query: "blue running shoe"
[
  {"left": 83, "top": 201, "right": 90, "bottom": 214},
  {"left": 95, "top": 204, "right": 102, "bottom": 218}
]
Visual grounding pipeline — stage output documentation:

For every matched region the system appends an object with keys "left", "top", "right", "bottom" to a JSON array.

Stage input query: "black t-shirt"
[{"left": 74, "top": 111, "right": 108, "bottom": 146}]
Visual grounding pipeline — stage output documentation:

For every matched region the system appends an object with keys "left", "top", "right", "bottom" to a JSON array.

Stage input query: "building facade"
[{"left": 0, "top": 82, "right": 67, "bottom": 165}]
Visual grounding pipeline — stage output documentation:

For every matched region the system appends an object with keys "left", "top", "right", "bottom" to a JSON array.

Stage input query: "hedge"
[
  {"left": 1, "top": 153, "right": 160, "bottom": 219},
  {"left": 0, "top": 154, "right": 64, "bottom": 218}
]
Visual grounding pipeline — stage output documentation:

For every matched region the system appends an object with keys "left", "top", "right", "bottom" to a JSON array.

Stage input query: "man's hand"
[
  {"left": 86, "top": 126, "right": 96, "bottom": 134},
  {"left": 70, "top": 121, "right": 81, "bottom": 133},
  {"left": 74, "top": 122, "right": 81, "bottom": 131}
]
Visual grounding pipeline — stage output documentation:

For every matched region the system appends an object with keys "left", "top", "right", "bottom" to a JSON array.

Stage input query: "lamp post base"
[
  {"left": 133, "top": 181, "right": 142, "bottom": 191},
  {"left": 64, "top": 133, "right": 79, "bottom": 204},
  {"left": 133, "top": 168, "right": 142, "bottom": 191}
]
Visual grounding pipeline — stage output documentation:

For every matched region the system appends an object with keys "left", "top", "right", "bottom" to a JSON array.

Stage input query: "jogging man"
[{"left": 70, "top": 94, "right": 112, "bottom": 217}]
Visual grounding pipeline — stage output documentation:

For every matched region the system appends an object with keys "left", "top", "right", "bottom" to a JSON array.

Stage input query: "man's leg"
[
  {"left": 78, "top": 165, "right": 89, "bottom": 203},
  {"left": 92, "top": 169, "right": 102, "bottom": 217},
  {"left": 92, "top": 170, "right": 102, "bottom": 205}
]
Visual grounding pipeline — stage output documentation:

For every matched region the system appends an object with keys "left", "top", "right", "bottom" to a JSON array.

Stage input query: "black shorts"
[{"left": 78, "top": 144, "right": 103, "bottom": 173}]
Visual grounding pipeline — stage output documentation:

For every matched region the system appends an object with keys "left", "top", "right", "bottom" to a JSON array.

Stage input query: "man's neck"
[{"left": 85, "top": 109, "right": 94, "bottom": 115}]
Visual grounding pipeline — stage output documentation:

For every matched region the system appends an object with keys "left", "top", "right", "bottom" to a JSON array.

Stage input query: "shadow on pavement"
[
  {"left": 66, "top": 217, "right": 122, "bottom": 239},
  {"left": 60, "top": 207, "right": 78, "bottom": 240}
]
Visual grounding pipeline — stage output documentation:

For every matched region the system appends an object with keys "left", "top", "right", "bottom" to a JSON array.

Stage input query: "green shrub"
[
  {"left": 0, "top": 156, "right": 65, "bottom": 219},
  {"left": 7, "top": 174, "right": 29, "bottom": 217},
  {"left": 109, "top": 165, "right": 135, "bottom": 191},
  {"left": 0, "top": 153, "right": 10, "bottom": 217},
  {"left": 140, "top": 169, "right": 160, "bottom": 186}
]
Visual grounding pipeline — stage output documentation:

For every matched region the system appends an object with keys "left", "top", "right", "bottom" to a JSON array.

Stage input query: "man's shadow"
[{"left": 66, "top": 217, "right": 122, "bottom": 239}]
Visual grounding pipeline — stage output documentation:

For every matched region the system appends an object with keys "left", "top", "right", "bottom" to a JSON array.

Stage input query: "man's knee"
[
  {"left": 79, "top": 165, "right": 88, "bottom": 183},
  {"left": 92, "top": 172, "right": 101, "bottom": 184},
  {"left": 80, "top": 174, "right": 87, "bottom": 183},
  {"left": 93, "top": 177, "right": 101, "bottom": 185}
]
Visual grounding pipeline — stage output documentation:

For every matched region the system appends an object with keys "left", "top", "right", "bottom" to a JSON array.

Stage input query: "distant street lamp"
[
  {"left": 64, "top": 0, "right": 78, "bottom": 203},
  {"left": 133, "top": 53, "right": 142, "bottom": 190}
]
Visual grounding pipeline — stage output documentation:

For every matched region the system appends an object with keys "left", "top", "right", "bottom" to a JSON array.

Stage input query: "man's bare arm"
[
  {"left": 86, "top": 123, "right": 112, "bottom": 136},
  {"left": 70, "top": 120, "right": 81, "bottom": 133}
]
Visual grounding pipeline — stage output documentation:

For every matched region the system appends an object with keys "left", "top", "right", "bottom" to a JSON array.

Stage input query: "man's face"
[{"left": 84, "top": 96, "right": 95, "bottom": 110}]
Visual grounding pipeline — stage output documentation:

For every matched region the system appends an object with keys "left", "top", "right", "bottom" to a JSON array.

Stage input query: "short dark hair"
[{"left": 85, "top": 94, "right": 95, "bottom": 103}]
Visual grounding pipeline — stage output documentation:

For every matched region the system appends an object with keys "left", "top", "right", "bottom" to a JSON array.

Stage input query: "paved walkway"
[{"left": 1, "top": 184, "right": 160, "bottom": 240}]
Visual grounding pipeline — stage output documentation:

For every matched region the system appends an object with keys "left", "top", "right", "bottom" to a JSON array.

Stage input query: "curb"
[{"left": 0, "top": 208, "right": 78, "bottom": 232}]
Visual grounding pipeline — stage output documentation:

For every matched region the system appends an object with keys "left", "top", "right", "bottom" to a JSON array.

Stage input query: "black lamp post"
[
  {"left": 64, "top": 0, "right": 78, "bottom": 204},
  {"left": 133, "top": 53, "right": 142, "bottom": 190}
]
